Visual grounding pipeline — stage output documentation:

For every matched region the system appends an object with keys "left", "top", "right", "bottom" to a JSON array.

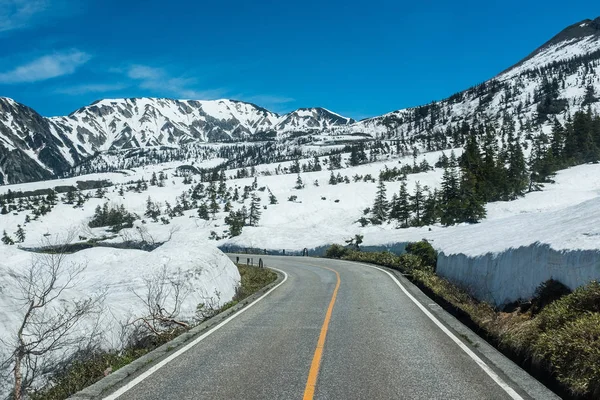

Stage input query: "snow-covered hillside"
[
  {"left": 1, "top": 17, "right": 599, "bottom": 185},
  {"left": 2, "top": 145, "right": 599, "bottom": 306}
]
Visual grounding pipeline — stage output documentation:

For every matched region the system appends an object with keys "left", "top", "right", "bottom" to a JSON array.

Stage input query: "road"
[{"left": 104, "top": 255, "right": 552, "bottom": 400}]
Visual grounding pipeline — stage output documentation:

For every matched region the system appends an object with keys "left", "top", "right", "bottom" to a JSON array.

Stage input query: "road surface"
[{"left": 104, "top": 255, "right": 553, "bottom": 400}]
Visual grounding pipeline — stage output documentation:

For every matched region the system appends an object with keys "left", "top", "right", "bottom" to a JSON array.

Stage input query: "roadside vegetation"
[
  {"left": 326, "top": 241, "right": 600, "bottom": 399},
  {"left": 28, "top": 263, "right": 277, "bottom": 400}
]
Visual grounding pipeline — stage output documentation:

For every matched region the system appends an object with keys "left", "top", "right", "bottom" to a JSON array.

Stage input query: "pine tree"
[
  {"left": 2, "top": 230, "right": 14, "bottom": 245},
  {"left": 371, "top": 179, "right": 388, "bottom": 224},
  {"left": 150, "top": 172, "right": 158, "bottom": 186},
  {"left": 313, "top": 156, "right": 322, "bottom": 171},
  {"left": 65, "top": 189, "right": 75, "bottom": 204},
  {"left": 458, "top": 171, "right": 486, "bottom": 223},
  {"left": 440, "top": 166, "right": 460, "bottom": 226},
  {"left": 198, "top": 202, "right": 210, "bottom": 220},
  {"left": 349, "top": 143, "right": 367, "bottom": 166},
  {"left": 225, "top": 210, "right": 244, "bottom": 237},
  {"left": 268, "top": 189, "right": 278, "bottom": 205},
  {"left": 329, "top": 171, "right": 337, "bottom": 185},
  {"left": 209, "top": 193, "right": 220, "bottom": 216},
  {"left": 15, "top": 225, "right": 25, "bottom": 243},
  {"left": 295, "top": 174, "right": 304, "bottom": 189},
  {"left": 507, "top": 140, "right": 528, "bottom": 199},
  {"left": 248, "top": 194, "right": 261, "bottom": 226},
  {"left": 421, "top": 188, "right": 438, "bottom": 226},
  {"left": 410, "top": 181, "right": 424, "bottom": 226},
  {"left": 388, "top": 194, "right": 400, "bottom": 221},
  {"left": 144, "top": 197, "right": 161, "bottom": 222},
  {"left": 396, "top": 181, "right": 411, "bottom": 227}
]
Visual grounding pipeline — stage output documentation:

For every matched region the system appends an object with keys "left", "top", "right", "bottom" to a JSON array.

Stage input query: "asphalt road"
[{"left": 107, "top": 255, "right": 552, "bottom": 400}]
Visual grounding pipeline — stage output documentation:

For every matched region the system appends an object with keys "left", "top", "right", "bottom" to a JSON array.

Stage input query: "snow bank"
[
  {"left": 437, "top": 244, "right": 600, "bottom": 306},
  {"left": 0, "top": 231, "right": 239, "bottom": 394}
]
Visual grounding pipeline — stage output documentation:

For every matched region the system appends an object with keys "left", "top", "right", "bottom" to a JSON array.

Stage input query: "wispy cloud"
[
  {"left": 55, "top": 82, "right": 128, "bottom": 95},
  {"left": 244, "top": 94, "right": 295, "bottom": 106},
  {"left": 126, "top": 64, "right": 226, "bottom": 99},
  {"left": 0, "top": 50, "right": 91, "bottom": 84},
  {"left": 0, "top": 0, "right": 76, "bottom": 33}
]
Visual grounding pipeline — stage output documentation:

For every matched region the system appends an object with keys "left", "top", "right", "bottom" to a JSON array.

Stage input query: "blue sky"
[{"left": 0, "top": 0, "right": 597, "bottom": 119}]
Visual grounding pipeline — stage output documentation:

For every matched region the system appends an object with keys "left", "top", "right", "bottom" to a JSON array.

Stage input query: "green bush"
[
  {"left": 325, "top": 244, "right": 350, "bottom": 259},
  {"left": 342, "top": 250, "right": 403, "bottom": 270},
  {"left": 30, "top": 349, "right": 147, "bottom": 400},
  {"left": 534, "top": 312, "right": 600, "bottom": 397},
  {"left": 536, "top": 281, "right": 600, "bottom": 332},
  {"left": 530, "top": 279, "right": 572, "bottom": 315},
  {"left": 233, "top": 264, "right": 278, "bottom": 300},
  {"left": 399, "top": 253, "right": 433, "bottom": 273},
  {"left": 89, "top": 203, "right": 137, "bottom": 232},
  {"left": 405, "top": 241, "right": 437, "bottom": 270}
]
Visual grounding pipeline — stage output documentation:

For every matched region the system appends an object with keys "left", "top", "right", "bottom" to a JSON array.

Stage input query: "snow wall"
[{"left": 437, "top": 242, "right": 600, "bottom": 306}]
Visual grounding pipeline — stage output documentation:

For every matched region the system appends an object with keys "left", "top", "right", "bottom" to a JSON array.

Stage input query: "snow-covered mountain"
[
  {"left": 1, "top": 16, "right": 600, "bottom": 185},
  {"left": 274, "top": 107, "right": 355, "bottom": 134},
  {"left": 0, "top": 98, "right": 355, "bottom": 184},
  {"left": 334, "top": 17, "right": 600, "bottom": 143}
]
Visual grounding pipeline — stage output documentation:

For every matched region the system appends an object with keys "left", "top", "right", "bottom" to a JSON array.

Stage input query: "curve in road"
[{"left": 99, "top": 255, "right": 558, "bottom": 400}]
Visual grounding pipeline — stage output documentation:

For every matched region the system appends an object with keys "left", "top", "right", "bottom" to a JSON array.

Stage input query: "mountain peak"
[
  {"left": 543, "top": 16, "right": 600, "bottom": 46},
  {"left": 497, "top": 17, "right": 600, "bottom": 79}
]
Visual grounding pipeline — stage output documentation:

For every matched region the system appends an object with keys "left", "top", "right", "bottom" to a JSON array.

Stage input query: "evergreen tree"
[
  {"left": 396, "top": 181, "right": 411, "bottom": 227},
  {"left": 65, "top": 189, "right": 75, "bottom": 204},
  {"left": 225, "top": 210, "right": 245, "bottom": 237},
  {"left": 268, "top": 189, "right": 278, "bottom": 205},
  {"left": 144, "top": 197, "right": 161, "bottom": 222},
  {"left": 248, "top": 194, "right": 261, "bottom": 226},
  {"left": 458, "top": 171, "right": 486, "bottom": 223},
  {"left": 209, "top": 193, "right": 220, "bottom": 216},
  {"left": 349, "top": 143, "right": 367, "bottom": 166},
  {"left": 15, "top": 225, "right": 25, "bottom": 243},
  {"left": 388, "top": 194, "right": 400, "bottom": 221},
  {"left": 313, "top": 155, "right": 322, "bottom": 171},
  {"left": 440, "top": 166, "right": 460, "bottom": 226},
  {"left": 329, "top": 171, "right": 337, "bottom": 185},
  {"left": 421, "top": 188, "right": 438, "bottom": 226},
  {"left": 198, "top": 202, "right": 210, "bottom": 220},
  {"left": 295, "top": 174, "right": 304, "bottom": 189},
  {"left": 2, "top": 230, "right": 14, "bottom": 245},
  {"left": 150, "top": 172, "right": 158, "bottom": 186},
  {"left": 371, "top": 179, "right": 389, "bottom": 224},
  {"left": 410, "top": 181, "right": 424, "bottom": 226},
  {"left": 506, "top": 140, "right": 528, "bottom": 199}
]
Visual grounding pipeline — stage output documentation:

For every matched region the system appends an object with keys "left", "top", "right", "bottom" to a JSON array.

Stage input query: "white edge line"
[
  {"left": 359, "top": 263, "right": 524, "bottom": 400},
  {"left": 102, "top": 268, "right": 288, "bottom": 400}
]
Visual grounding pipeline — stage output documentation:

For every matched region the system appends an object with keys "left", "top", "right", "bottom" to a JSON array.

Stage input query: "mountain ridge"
[{"left": 1, "top": 17, "right": 600, "bottom": 184}]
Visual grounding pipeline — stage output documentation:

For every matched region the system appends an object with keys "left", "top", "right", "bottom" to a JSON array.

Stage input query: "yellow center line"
[{"left": 303, "top": 266, "right": 341, "bottom": 400}]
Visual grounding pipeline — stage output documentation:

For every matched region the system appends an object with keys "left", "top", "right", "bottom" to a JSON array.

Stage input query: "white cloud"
[
  {"left": 55, "top": 82, "right": 128, "bottom": 95},
  {"left": 126, "top": 64, "right": 226, "bottom": 99},
  {"left": 0, "top": 0, "right": 67, "bottom": 33},
  {"left": 0, "top": 50, "right": 91, "bottom": 84},
  {"left": 245, "top": 94, "right": 295, "bottom": 105}
]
